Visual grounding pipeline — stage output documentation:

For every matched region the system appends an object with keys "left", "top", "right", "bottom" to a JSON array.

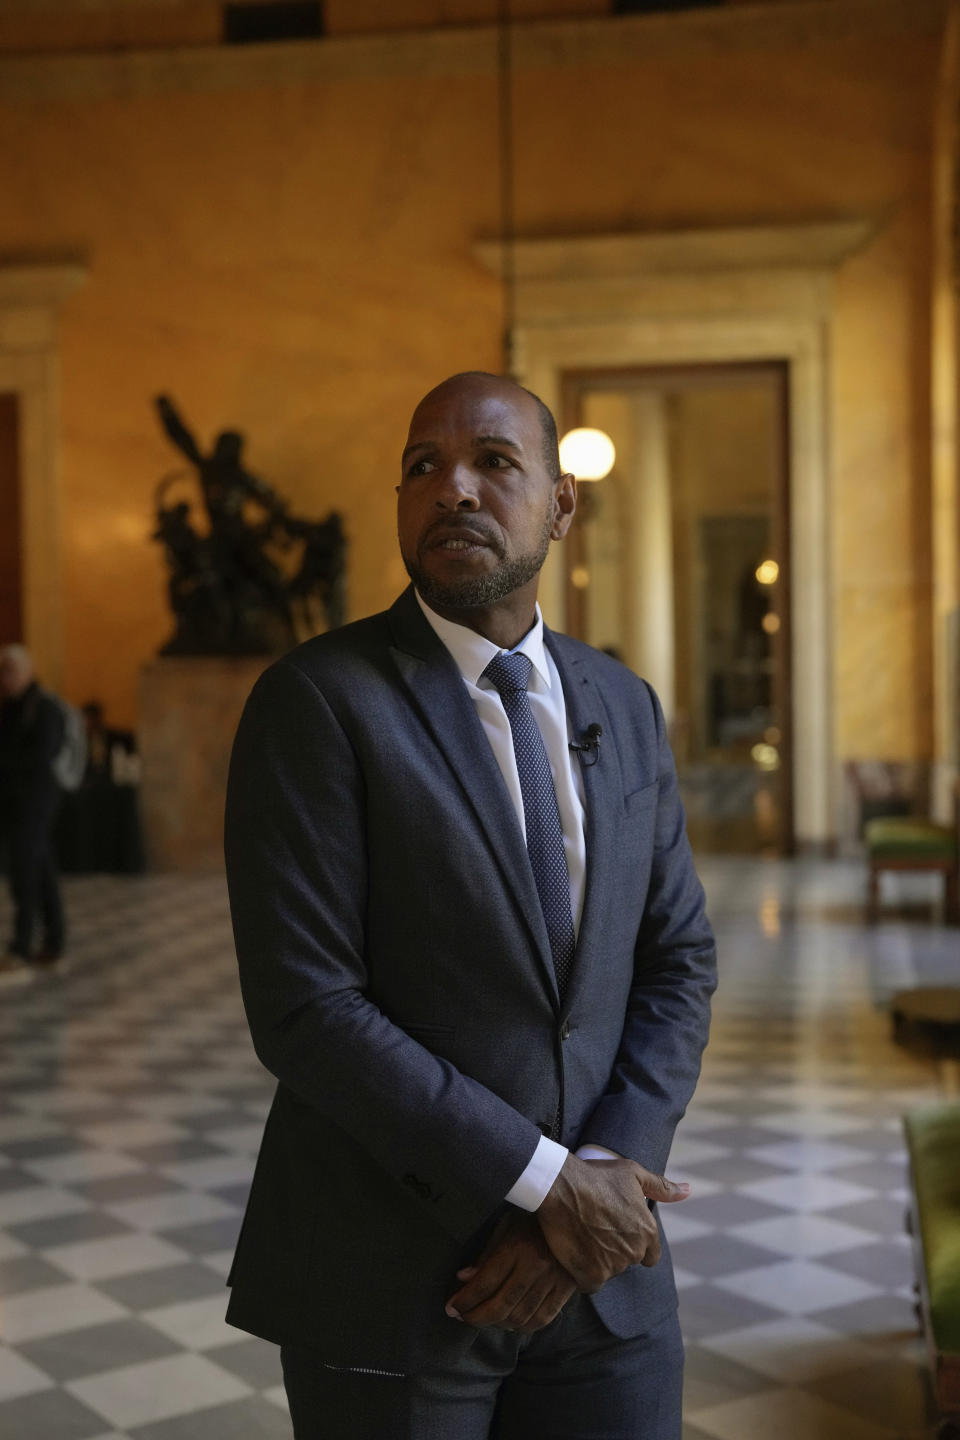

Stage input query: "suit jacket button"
[{"left": 559, "top": 1021, "right": 571, "bottom": 1041}]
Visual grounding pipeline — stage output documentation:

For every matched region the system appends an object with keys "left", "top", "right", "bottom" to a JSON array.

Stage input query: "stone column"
[
  {"left": 629, "top": 391, "right": 676, "bottom": 723},
  {"left": 931, "top": 2, "right": 960, "bottom": 819}
]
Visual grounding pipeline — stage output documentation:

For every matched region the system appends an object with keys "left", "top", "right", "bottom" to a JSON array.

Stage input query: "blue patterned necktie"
[{"left": 483, "top": 651, "right": 576, "bottom": 1000}]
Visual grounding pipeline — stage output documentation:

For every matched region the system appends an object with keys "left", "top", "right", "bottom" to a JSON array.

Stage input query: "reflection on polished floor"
[{"left": 0, "top": 861, "right": 954, "bottom": 1439}]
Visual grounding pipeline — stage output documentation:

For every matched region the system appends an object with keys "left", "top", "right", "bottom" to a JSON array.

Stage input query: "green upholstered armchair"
[
  {"left": 904, "top": 1103, "right": 960, "bottom": 1438},
  {"left": 863, "top": 786, "right": 959, "bottom": 924}
]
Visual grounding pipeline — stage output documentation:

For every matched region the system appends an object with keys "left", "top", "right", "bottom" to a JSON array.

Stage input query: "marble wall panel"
[
  {"left": 835, "top": 580, "right": 935, "bottom": 761},
  {"left": 0, "top": 11, "right": 940, "bottom": 777}
]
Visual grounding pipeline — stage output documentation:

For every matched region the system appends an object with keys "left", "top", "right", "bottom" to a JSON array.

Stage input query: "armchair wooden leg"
[{"left": 945, "top": 867, "right": 959, "bottom": 925}]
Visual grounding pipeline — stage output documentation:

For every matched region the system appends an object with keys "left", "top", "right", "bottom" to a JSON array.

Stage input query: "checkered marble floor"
[{"left": 0, "top": 860, "right": 955, "bottom": 1439}]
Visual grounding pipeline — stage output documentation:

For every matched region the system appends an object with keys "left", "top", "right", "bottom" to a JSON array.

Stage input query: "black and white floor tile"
[{"left": 0, "top": 860, "right": 955, "bottom": 1438}]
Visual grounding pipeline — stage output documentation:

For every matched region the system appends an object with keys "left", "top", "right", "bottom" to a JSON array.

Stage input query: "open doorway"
[
  {"left": 0, "top": 392, "right": 21, "bottom": 645},
  {"left": 562, "top": 362, "right": 792, "bottom": 855}
]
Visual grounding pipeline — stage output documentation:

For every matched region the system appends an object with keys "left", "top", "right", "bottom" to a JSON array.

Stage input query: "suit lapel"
[
  {"left": 545, "top": 632, "right": 624, "bottom": 1018},
  {"left": 386, "top": 590, "right": 558, "bottom": 1002}
]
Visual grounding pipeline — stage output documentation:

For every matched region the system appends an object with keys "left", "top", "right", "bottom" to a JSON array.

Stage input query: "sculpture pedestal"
[{"left": 139, "top": 656, "right": 270, "bottom": 871}]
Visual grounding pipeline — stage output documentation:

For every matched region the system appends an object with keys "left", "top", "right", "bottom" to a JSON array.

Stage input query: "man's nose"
[{"left": 434, "top": 464, "right": 480, "bottom": 511}]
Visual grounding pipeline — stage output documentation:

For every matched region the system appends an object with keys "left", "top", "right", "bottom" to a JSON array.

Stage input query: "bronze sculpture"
[{"left": 152, "top": 396, "right": 346, "bottom": 655}]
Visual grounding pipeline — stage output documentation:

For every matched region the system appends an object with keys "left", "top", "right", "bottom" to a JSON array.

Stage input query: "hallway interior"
[{"left": 0, "top": 858, "right": 954, "bottom": 1439}]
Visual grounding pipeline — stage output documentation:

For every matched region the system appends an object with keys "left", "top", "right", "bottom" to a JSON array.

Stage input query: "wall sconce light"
[{"left": 559, "top": 427, "right": 616, "bottom": 481}]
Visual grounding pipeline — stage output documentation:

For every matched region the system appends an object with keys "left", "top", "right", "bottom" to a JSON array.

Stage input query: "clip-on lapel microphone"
[{"left": 569, "top": 723, "right": 602, "bottom": 767}]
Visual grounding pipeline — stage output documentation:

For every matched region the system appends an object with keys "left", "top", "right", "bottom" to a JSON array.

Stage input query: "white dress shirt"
[{"left": 416, "top": 595, "right": 616, "bottom": 1210}]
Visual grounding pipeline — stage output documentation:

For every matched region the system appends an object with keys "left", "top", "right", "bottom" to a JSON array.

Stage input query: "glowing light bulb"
[
  {"left": 751, "top": 742, "right": 780, "bottom": 771},
  {"left": 559, "top": 428, "right": 615, "bottom": 481},
  {"left": 756, "top": 559, "right": 779, "bottom": 586}
]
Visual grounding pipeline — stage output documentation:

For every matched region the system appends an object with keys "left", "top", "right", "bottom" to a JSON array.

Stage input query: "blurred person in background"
[{"left": 0, "top": 644, "right": 66, "bottom": 971}]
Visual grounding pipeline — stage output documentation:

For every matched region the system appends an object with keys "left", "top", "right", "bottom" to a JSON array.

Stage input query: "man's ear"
[{"left": 550, "top": 473, "right": 577, "bottom": 540}]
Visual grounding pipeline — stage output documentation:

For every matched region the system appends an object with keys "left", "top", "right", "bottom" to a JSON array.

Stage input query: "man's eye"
[
  {"left": 481, "top": 453, "right": 511, "bottom": 469},
  {"left": 406, "top": 459, "right": 435, "bottom": 477}
]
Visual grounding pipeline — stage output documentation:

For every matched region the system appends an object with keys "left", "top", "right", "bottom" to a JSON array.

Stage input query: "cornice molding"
[
  {"left": 0, "top": 0, "right": 945, "bottom": 105},
  {"left": 0, "top": 264, "right": 87, "bottom": 353},
  {"left": 473, "top": 221, "right": 876, "bottom": 282},
  {"left": 0, "top": 263, "right": 87, "bottom": 308}
]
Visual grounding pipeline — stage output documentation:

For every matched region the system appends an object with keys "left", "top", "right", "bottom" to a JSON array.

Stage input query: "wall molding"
[
  {"left": 0, "top": 263, "right": 87, "bottom": 690},
  {"left": 474, "top": 221, "right": 876, "bottom": 282}
]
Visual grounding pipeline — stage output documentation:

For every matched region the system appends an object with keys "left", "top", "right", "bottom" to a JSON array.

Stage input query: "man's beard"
[{"left": 402, "top": 509, "right": 553, "bottom": 611}]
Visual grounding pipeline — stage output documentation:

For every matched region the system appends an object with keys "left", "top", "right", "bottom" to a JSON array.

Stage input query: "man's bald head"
[
  {"left": 398, "top": 371, "right": 577, "bottom": 639},
  {"left": 0, "top": 644, "right": 35, "bottom": 700},
  {"left": 413, "top": 372, "right": 562, "bottom": 483}
]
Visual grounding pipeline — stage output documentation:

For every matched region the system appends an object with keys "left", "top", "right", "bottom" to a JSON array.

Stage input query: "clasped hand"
[
  {"left": 446, "top": 1155, "right": 689, "bottom": 1334},
  {"left": 445, "top": 1212, "right": 575, "bottom": 1334}
]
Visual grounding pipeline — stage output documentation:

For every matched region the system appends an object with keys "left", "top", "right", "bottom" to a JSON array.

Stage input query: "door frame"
[
  {"left": 0, "top": 265, "right": 86, "bottom": 691},
  {"left": 526, "top": 314, "right": 829, "bottom": 849},
  {"left": 561, "top": 359, "right": 794, "bottom": 853},
  {"left": 474, "top": 222, "right": 873, "bottom": 848}
]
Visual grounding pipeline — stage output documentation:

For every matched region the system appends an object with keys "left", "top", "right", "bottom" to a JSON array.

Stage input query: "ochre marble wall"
[
  {"left": 832, "top": 210, "right": 935, "bottom": 763},
  {"left": 0, "top": 13, "right": 940, "bottom": 777},
  {"left": 0, "top": 4, "right": 221, "bottom": 54}
]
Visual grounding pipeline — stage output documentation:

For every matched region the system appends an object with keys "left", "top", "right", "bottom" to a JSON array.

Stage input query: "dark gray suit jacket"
[{"left": 223, "top": 587, "right": 716, "bottom": 1372}]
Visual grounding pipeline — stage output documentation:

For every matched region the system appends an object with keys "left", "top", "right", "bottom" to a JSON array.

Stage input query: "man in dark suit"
[
  {"left": 0, "top": 644, "right": 66, "bottom": 971},
  {"left": 224, "top": 372, "right": 717, "bottom": 1438}
]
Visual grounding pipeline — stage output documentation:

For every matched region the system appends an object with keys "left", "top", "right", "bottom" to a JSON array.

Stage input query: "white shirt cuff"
[
  {"left": 575, "top": 1143, "right": 620, "bottom": 1161},
  {"left": 504, "top": 1135, "right": 568, "bottom": 1211}
]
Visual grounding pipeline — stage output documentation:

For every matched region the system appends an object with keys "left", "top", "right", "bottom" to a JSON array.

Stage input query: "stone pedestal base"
[{"left": 139, "top": 655, "right": 270, "bottom": 871}]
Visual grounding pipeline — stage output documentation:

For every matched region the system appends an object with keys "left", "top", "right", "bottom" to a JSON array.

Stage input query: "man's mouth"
[{"left": 427, "top": 528, "right": 493, "bottom": 553}]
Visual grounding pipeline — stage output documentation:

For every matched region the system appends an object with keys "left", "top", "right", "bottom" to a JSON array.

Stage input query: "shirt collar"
[{"left": 415, "top": 592, "right": 552, "bottom": 692}]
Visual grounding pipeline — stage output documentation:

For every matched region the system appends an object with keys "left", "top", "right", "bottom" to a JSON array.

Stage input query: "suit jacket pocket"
[{"left": 623, "top": 778, "right": 659, "bottom": 814}]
